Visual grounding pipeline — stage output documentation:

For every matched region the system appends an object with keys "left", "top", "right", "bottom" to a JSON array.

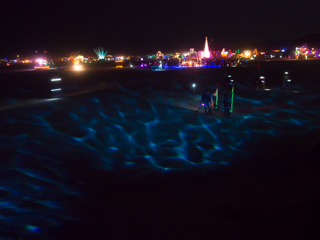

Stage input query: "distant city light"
[
  {"left": 192, "top": 83, "right": 196, "bottom": 93},
  {"left": 221, "top": 48, "right": 228, "bottom": 57},
  {"left": 94, "top": 47, "right": 108, "bottom": 60},
  {"left": 203, "top": 37, "right": 210, "bottom": 58},
  {"left": 37, "top": 59, "right": 44, "bottom": 65},
  {"left": 51, "top": 88, "right": 61, "bottom": 92},
  {"left": 34, "top": 59, "right": 49, "bottom": 70},
  {"left": 73, "top": 64, "right": 82, "bottom": 70},
  {"left": 34, "top": 66, "right": 49, "bottom": 70},
  {"left": 244, "top": 51, "right": 251, "bottom": 58},
  {"left": 74, "top": 55, "right": 84, "bottom": 64}
]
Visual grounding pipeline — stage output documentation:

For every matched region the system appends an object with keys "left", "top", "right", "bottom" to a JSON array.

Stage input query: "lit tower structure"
[{"left": 203, "top": 37, "right": 210, "bottom": 58}]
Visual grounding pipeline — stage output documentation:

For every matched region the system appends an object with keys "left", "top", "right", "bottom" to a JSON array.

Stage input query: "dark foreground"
[{"left": 0, "top": 61, "right": 320, "bottom": 240}]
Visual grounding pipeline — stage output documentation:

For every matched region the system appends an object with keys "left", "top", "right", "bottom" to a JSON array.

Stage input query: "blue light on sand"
[
  {"left": 0, "top": 69, "right": 320, "bottom": 240},
  {"left": 26, "top": 225, "right": 41, "bottom": 232}
]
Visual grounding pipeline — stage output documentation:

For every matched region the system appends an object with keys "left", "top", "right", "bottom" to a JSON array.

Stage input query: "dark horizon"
[{"left": 1, "top": 0, "right": 320, "bottom": 58}]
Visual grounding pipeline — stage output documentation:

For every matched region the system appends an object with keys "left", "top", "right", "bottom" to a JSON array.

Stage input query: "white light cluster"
[
  {"left": 73, "top": 64, "right": 82, "bottom": 70},
  {"left": 51, "top": 78, "right": 61, "bottom": 82}
]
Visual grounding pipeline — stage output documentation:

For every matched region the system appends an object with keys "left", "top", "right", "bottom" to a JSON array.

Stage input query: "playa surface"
[{"left": 0, "top": 61, "right": 319, "bottom": 239}]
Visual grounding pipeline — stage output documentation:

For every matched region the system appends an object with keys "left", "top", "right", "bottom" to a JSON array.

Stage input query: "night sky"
[{"left": 1, "top": 0, "right": 320, "bottom": 58}]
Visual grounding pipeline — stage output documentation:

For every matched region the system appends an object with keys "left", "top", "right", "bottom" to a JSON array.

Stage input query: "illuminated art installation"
[
  {"left": 203, "top": 37, "right": 210, "bottom": 58},
  {"left": 294, "top": 44, "right": 316, "bottom": 59},
  {"left": 94, "top": 47, "right": 108, "bottom": 60},
  {"left": 243, "top": 50, "right": 252, "bottom": 59},
  {"left": 74, "top": 55, "right": 84, "bottom": 65},
  {"left": 184, "top": 48, "right": 200, "bottom": 67},
  {"left": 34, "top": 59, "right": 49, "bottom": 70},
  {"left": 156, "top": 51, "right": 164, "bottom": 59},
  {"left": 221, "top": 48, "right": 228, "bottom": 58},
  {"left": 115, "top": 60, "right": 124, "bottom": 68}
]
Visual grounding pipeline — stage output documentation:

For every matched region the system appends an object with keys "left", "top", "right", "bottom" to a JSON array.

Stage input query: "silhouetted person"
[
  {"left": 223, "top": 93, "right": 231, "bottom": 118},
  {"left": 201, "top": 89, "right": 213, "bottom": 115}
]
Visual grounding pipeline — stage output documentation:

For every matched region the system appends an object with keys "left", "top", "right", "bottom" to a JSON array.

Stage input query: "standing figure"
[
  {"left": 201, "top": 89, "right": 213, "bottom": 115},
  {"left": 223, "top": 93, "right": 231, "bottom": 118}
]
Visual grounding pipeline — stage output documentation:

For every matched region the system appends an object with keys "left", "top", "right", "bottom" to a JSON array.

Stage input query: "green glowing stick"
[
  {"left": 215, "top": 82, "right": 219, "bottom": 109},
  {"left": 231, "top": 85, "right": 234, "bottom": 113}
]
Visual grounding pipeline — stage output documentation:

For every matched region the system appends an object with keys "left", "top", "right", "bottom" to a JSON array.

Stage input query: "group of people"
[{"left": 201, "top": 89, "right": 231, "bottom": 118}]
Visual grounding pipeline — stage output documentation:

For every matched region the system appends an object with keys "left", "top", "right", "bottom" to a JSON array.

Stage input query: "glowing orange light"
[
  {"left": 243, "top": 50, "right": 251, "bottom": 58},
  {"left": 34, "top": 66, "right": 49, "bottom": 70}
]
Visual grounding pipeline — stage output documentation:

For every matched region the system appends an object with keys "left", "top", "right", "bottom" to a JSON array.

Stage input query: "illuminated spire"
[{"left": 203, "top": 37, "right": 210, "bottom": 58}]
